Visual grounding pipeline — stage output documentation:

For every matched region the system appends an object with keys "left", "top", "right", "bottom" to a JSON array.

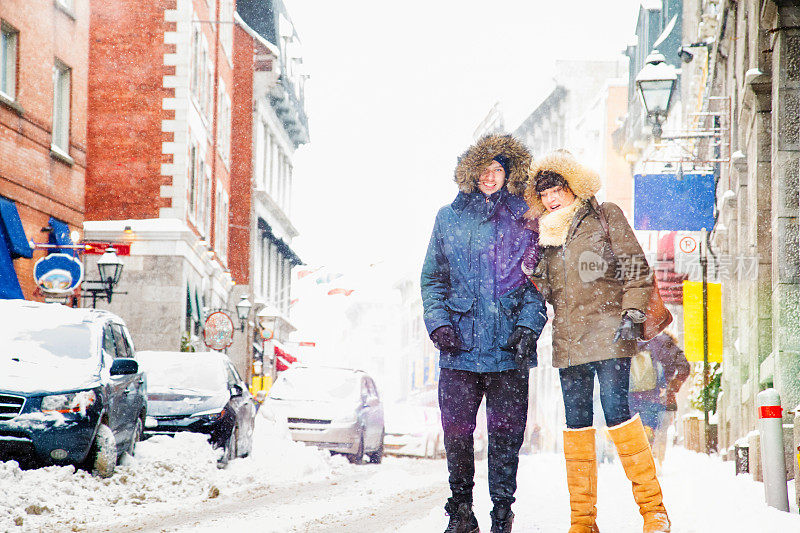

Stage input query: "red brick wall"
[
  {"left": 85, "top": 0, "right": 177, "bottom": 221},
  {"left": 0, "top": 0, "right": 89, "bottom": 299},
  {"left": 229, "top": 24, "right": 254, "bottom": 285}
]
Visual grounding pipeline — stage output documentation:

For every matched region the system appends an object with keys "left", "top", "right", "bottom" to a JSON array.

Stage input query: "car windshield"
[
  {"left": 269, "top": 368, "right": 359, "bottom": 402},
  {"left": 138, "top": 355, "right": 227, "bottom": 393},
  {"left": 0, "top": 322, "right": 97, "bottom": 372}
]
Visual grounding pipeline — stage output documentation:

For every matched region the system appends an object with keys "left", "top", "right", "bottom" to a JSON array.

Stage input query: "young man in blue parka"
[{"left": 421, "top": 134, "right": 547, "bottom": 533}]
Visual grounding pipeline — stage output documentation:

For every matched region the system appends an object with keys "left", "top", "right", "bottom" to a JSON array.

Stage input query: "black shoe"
[
  {"left": 444, "top": 498, "right": 480, "bottom": 533},
  {"left": 490, "top": 506, "right": 513, "bottom": 533}
]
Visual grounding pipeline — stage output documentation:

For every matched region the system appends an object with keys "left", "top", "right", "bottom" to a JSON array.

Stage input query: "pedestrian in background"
[
  {"left": 628, "top": 331, "right": 690, "bottom": 473},
  {"left": 421, "top": 134, "right": 548, "bottom": 533},
  {"left": 525, "top": 150, "right": 671, "bottom": 533}
]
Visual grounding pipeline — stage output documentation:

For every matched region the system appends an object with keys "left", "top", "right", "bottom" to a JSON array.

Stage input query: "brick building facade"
[
  {"left": 84, "top": 0, "right": 240, "bottom": 369},
  {"left": 0, "top": 0, "right": 88, "bottom": 299}
]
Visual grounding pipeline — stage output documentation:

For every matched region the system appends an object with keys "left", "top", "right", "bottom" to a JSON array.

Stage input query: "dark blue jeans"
[
  {"left": 559, "top": 358, "right": 632, "bottom": 429},
  {"left": 439, "top": 367, "right": 528, "bottom": 507}
]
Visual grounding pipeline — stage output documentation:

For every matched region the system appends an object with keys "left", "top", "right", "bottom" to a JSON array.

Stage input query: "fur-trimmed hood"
[
  {"left": 524, "top": 150, "right": 602, "bottom": 217},
  {"left": 454, "top": 134, "right": 531, "bottom": 196}
]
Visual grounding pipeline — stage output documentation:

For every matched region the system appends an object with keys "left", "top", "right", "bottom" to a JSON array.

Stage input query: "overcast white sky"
[{"left": 286, "top": 0, "right": 645, "bottom": 279}]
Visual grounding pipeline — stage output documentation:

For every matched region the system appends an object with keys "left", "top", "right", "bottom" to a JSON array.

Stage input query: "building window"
[
  {"left": 214, "top": 183, "right": 228, "bottom": 261},
  {"left": 220, "top": 0, "right": 233, "bottom": 63},
  {"left": 217, "top": 80, "right": 231, "bottom": 165},
  {"left": 188, "top": 143, "right": 198, "bottom": 222},
  {"left": 1, "top": 22, "right": 18, "bottom": 101},
  {"left": 52, "top": 60, "right": 71, "bottom": 155}
]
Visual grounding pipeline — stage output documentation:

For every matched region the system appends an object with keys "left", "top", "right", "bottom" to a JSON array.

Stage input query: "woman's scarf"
[{"left": 537, "top": 199, "right": 585, "bottom": 247}]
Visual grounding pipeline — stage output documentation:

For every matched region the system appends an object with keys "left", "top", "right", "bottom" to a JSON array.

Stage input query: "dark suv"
[{"left": 0, "top": 300, "right": 147, "bottom": 477}]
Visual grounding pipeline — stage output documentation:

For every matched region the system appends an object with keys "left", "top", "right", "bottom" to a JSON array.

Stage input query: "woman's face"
[
  {"left": 540, "top": 185, "right": 576, "bottom": 213},
  {"left": 478, "top": 160, "right": 506, "bottom": 195}
]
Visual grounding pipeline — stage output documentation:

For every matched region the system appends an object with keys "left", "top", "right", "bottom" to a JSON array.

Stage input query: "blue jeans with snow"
[
  {"left": 438, "top": 367, "right": 528, "bottom": 507},
  {"left": 559, "top": 358, "right": 632, "bottom": 429}
]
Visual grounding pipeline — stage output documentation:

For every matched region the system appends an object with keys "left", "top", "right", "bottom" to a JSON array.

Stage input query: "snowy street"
[{"left": 2, "top": 411, "right": 800, "bottom": 532}]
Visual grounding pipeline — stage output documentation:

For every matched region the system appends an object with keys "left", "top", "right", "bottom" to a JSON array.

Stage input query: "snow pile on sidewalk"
[{"left": 0, "top": 410, "right": 339, "bottom": 531}]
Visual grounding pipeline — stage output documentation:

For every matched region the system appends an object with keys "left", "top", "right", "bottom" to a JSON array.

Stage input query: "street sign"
[
  {"left": 634, "top": 173, "right": 715, "bottom": 231},
  {"left": 683, "top": 281, "right": 723, "bottom": 363},
  {"left": 679, "top": 236, "right": 697, "bottom": 254},
  {"left": 203, "top": 311, "right": 234, "bottom": 350},
  {"left": 33, "top": 253, "right": 83, "bottom": 295},
  {"left": 83, "top": 242, "right": 131, "bottom": 255}
]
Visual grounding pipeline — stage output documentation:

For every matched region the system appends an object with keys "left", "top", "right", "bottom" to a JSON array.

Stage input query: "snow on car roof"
[{"left": 0, "top": 299, "right": 120, "bottom": 327}]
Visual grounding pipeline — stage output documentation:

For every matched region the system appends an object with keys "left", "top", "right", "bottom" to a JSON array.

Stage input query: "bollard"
[{"left": 757, "top": 388, "right": 789, "bottom": 512}]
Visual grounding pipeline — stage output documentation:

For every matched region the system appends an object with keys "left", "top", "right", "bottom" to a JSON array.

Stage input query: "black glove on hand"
[
  {"left": 613, "top": 314, "right": 643, "bottom": 342},
  {"left": 430, "top": 325, "right": 461, "bottom": 353},
  {"left": 503, "top": 326, "right": 537, "bottom": 368}
]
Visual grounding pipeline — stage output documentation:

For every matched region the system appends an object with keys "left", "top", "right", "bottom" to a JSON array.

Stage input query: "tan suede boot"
[
  {"left": 608, "top": 415, "right": 670, "bottom": 533},
  {"left": 563, "top": 427, "right": 600, "bottom": 533}
]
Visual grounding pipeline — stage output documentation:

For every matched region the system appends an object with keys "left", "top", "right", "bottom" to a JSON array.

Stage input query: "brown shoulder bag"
[{"left": 589, "top": 197, "right": 673, "bottom": 341}]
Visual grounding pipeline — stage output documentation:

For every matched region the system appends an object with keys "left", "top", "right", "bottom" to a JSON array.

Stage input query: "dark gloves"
[
  {"left": 613, "top": 310, "right": 644, "bottom": 342},
  {"left": 503, "top": 326, "right": 537, "bottom": 368},
  {"left": 430, "top": 326, "right": 461, "bottom": 353}
]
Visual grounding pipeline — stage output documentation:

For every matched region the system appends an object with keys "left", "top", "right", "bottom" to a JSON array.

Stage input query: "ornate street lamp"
[
  {"left": 235, "top": 295, "right": 252, "bottom": 332},
  {"left": 83, "top": 246, "right": 125, "bottom": 307},
  {"left": 635, "top": 50, "right": 678, "bottom": 139}
]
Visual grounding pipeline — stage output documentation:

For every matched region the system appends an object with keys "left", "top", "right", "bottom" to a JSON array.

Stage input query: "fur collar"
[
  {"left": 524, "top": 150, "right": 602, "bottom": 218},
  {"left": 454, "top": 135, "right": 531, "bottom": 196},
  {"left": 538, "top": 200, "right": 586, "bottom": 247}
]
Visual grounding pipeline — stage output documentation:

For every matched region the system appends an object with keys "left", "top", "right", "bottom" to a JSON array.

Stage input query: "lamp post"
[
  {"left": 83, "top": 246, "right": 125, "bottom": 308},
  {"left": 635, "top": 50, "right": 678, "bottom": 140},
  {"left": 235, "top": 295, "right": 252, "bottom": 332}
]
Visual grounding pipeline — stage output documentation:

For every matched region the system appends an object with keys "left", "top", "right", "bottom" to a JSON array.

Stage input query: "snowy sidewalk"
[{"left": 400, "top": 446, "right": 800, "bottom": 533}]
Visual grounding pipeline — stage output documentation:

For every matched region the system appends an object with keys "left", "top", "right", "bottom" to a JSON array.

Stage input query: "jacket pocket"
[
  {"left": 445, "top": 297, "right": 475, "bottom": 350},
  {"left": 499, "top": 290, "right": 522, "bottom": 344}
]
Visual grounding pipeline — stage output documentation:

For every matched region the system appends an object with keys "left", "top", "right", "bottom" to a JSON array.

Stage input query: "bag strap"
[{"left": 588, "top": 196, "right": 610, "bottom": 238}]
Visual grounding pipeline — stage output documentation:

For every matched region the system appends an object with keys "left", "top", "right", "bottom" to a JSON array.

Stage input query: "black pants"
[
  {"left": 438, "top": 367, "right": 529, "bottom": 507},
  {"left": 559, "top": 357, "right": 632, "bottom": 429}
]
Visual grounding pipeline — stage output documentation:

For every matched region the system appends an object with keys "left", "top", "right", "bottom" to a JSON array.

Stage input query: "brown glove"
[{"left": 665, "top": 377, "right": 684, "bottom": 411}]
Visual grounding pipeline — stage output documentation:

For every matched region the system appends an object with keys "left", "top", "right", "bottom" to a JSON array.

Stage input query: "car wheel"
[
  {"left": 367, "top": 429, "right": 384, "bottom": 464},
  {"left": 347, "top": 431, "right": 365, "bottom": 465},
  {"left": 127, "top": 417, "right": 143, "bottom": 457},
  {"left": 89, "top": 423, "right": 117, "bottom": 478}
]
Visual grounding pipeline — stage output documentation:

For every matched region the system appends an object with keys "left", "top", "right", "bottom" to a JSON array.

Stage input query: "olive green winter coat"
[{"left": 526, "top": 151, "right": 653, "bottom": 368}]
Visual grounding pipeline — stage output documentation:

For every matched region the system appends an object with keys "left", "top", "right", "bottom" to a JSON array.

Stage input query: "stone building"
[
  {"left": 683, "top": 0, "right": 800, "bottom": 492},
  {"left": 0, "top": 0, "right": 88, "bottom": 299},
  {"left": 233, "top": 0, "right": 308, "bottom": 388}
]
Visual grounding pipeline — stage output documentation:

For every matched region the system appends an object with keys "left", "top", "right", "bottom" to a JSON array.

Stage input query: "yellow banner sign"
[{"left": 683, "top": 281, "right": 723, "bottom": 363}]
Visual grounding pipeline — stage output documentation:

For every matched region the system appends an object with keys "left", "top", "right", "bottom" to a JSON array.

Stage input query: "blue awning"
[
  {"left": 0, "top": 197, "right": 33, "bottom": 259},
  {"left": 0, "top": 198, "right": 28, "bottom": 299},
  {"left": 0, "top": 225, "right": 24, "bottom": 299},
  {"left": 48, "top": 217, "right": 73, "bottom": 254}
]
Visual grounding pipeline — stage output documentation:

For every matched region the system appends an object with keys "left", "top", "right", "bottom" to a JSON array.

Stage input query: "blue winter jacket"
[{"left": 421, "top": 188, "right": 548, "bottom": 373}]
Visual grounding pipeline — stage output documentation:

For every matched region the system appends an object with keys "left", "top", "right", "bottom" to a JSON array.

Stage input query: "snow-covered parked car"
[
  {"left": 0, "top": 300, "right": 147, "bottom": 477},
  {"left": 263, "top": 366, "right": 384, "bottom": 464},
  {"left": 137, "top": 351, "right": 257, "bottom": 465},
  {"left": 383, "top": 403, "right": 444, "bottom": 458}
]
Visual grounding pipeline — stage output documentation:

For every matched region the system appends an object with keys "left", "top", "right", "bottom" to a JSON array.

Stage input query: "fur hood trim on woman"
[
  {"left": 454, "top": 134, "right": 532, "bottom": 196},
  {"left": 524, "top": 150, "right": 602, "bottom": 218}
]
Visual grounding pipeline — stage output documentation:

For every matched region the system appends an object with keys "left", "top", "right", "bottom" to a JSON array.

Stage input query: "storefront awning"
[
  {"left": 187, "top": 286, "right": 199, "bottom": 322},
  {"left": 274, "top": 342, "right": 297, "bottom": 372},
  {"left": 0, "top": 198, "right": 31, "bottom": 300},
  {"left": 48, "top": 217, "right": 73, "bottom": 254},
  {"left": 0, "top": 197, "right": 32, "bottom": 259}
]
